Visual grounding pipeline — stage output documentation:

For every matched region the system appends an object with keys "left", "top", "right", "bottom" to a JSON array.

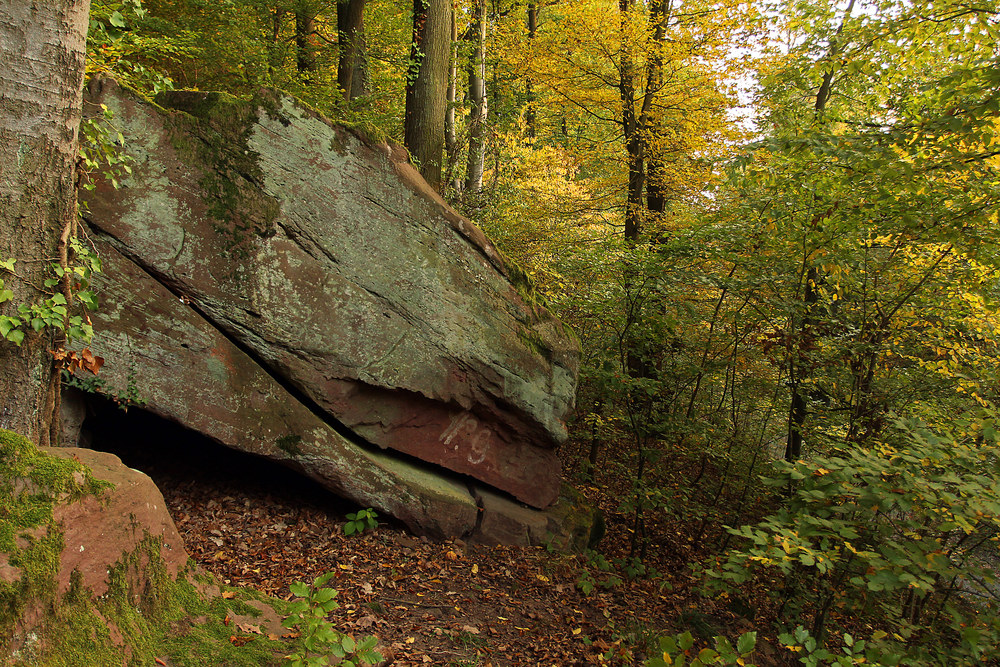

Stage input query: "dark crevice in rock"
[
  {"left": 78, "top": 394, "right": 359, "bottom": 517},
  {"left": 95, "top": 227, "right": 377, "bottom": 436},
  {"left": 467, "top": 483, "right": 486, "bottom": 540},
  {"left": 85, "top": 219, "right": 364, "bottom": 445}
]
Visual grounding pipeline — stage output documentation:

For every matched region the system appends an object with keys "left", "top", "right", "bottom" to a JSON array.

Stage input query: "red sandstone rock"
[{"left": 79, "top": 76, "right": 579, "bottom": 515}]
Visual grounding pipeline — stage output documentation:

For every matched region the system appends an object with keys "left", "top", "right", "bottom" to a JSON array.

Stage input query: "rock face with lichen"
[{"left": 75, "top": 77, "right": 585, "bottom": 544}]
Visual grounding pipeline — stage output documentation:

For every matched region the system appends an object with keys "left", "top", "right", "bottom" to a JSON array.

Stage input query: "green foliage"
[
  {"left": 282, "top": 572, "right": 381, "bottom": 667},
  {"left": 63, "top": 365, "right": 147, "bottom": 411},
  {"left": 710, "top": 415, "right": 1000, "bottom": 663},
  {"left": 88, "top": 0, "right": 178, "bottom": 96},
  {"left": 778, "top": 627, "right": 905, "bottom": 667},
  {"left": 79, "top": 103, "right": 134, "bottom": 192},
  {"left": 645, "top": 630, "right": 757, "bottom": 667},
  {"left": 343, "top": 509, "right": 378, "bottom": 537},
  {"left": 0, "top": 238, "right": 102, "bottom": 348}
]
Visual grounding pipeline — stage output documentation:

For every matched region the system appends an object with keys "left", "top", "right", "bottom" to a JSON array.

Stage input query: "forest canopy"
[{"left": 83, "top": 0, "right": 1000, "bottom": 663}]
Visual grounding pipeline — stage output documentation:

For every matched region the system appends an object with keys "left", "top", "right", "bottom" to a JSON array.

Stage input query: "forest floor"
[{"left": 106, "top": 435, "right": 777, "bottom": 666}]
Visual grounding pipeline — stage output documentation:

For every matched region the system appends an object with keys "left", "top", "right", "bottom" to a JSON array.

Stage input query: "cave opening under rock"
[{"left": 71, "top": 389, "right": 357, "bottom": 520}]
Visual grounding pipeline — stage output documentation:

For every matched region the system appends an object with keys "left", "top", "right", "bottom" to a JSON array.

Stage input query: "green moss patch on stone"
[
  {"left": 156, "top": 89, "right": 282, "bottom": 262},
  {"left": 275, "top": 434, "right": 303, "bottom": 456},
  {"left": 18, "top": 537, "right": 286, "bottom": 667},
  {"left": 0, "top": 429, "right": 110, "bottom": 634},
  {"left": 0, "top": 429, "right": 289, "bottom": 666}
]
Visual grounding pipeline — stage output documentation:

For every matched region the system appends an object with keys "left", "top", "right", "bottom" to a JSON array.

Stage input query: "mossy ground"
[{"left": 0, "top": 429, "right": 290, "bottom": 666}]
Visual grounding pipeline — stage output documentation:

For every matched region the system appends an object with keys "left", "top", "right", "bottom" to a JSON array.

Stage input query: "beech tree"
[{"left": 0, "top": 0, "right": 91, "bottom": 444}]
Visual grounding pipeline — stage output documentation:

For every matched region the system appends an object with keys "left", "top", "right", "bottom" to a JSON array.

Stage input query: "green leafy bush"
[
  {"left": 645, "top": 630, "right": 756, "bottom": 667},
  {"left": 709, "top": 415, "right": 1000, "bottom": 664},
  {"left": 282, "top": 572, "right": 381, "bottom": 667}
]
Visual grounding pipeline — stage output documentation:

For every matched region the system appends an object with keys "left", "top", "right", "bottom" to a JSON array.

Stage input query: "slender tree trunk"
[
  {"left": 524, "top": 4, "right": 537, "bottom": 139},
  {"left": 268, "top": 7, "right": 286, "bottom": 79},
  {"left": 0, "top": 0, "right": 90, "bottom": 445},
  {"left": 784, "top": 0, "right": 854, "bottom": 462},
  {"left": 405, "top": 0, "right": 451, "bottom": 190},
  {"left": 444, "top": 7, "right": 460, "bottom": 192},
  {"left": 337, "top": 0, "right": 368, "bottom": 100},
  {"left": 463, "top": 0, "right": 488, "bottom": 195},
  {"left": 619, "top": 0, "right": 669, "bottom": 241},
  {"left": 618, "top": 1, "right": 643, "bottom": 244}
]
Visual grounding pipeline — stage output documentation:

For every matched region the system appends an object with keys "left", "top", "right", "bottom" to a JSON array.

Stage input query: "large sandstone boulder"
[{"left": 75, "top": 77, "right": 581, "bottom": 542}]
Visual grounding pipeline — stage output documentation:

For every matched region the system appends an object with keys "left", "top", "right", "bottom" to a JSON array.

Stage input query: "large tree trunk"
[
  {"left": 0, "top": 0, "right": 90, "bottom": 444},
  {"left": 404, "top": 0, "right": 451, "bottom": 190},
  {"left": 463, "top": 0, "right": 488, "bottom": 196},
  {"left": 337, "top": 0, "right": 368, "bottom": 100}
]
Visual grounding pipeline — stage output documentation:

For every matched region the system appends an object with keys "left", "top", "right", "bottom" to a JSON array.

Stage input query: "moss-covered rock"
[{"left": 0, "top": 429, "right": 288, "bottom": 665}]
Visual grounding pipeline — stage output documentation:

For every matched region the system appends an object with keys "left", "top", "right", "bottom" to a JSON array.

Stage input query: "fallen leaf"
[{"left": 236, "top": 621, "right": 262, "bottom": 635}]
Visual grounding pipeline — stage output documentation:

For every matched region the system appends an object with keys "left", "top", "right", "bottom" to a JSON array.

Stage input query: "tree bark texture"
[
  {"left": 337, "top": 0, "right": 368, "bottom": 100},
  {"left": 295, "top": 8, "right": 317, "bottom": 75},
  {"left": 463, "top": 0, "right": 488, "bottom": 195},
  {"left": 405, "top": 0, "right": 451, "bottom": 190},
  {"left": 0, "top": 0, "right": 90, "bottom": 444}
]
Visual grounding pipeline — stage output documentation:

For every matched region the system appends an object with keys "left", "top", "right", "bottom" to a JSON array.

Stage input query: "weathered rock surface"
[
  {"left": 75, "top": 77, "right": 581, "bottom": 542},
  {"left": 43, "top": 447, "right": 189, "bottom": 597},
  {"left": 73, "top": 237, "right": 480, "bottom": 538}
]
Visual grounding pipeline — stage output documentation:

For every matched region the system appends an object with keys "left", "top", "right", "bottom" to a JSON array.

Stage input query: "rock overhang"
[{"left": 75, "top": 76, "right": 583, "bottom": 543}]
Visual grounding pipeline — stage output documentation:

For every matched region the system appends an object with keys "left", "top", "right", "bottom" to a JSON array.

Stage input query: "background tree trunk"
[
  {"left": 295, "top": 5, "right": 317, "bottom": 76},
  {"left": 444, "top": 8, "right": 460, "bottom": 192},
  {"left": 337, "top": 0, "right": 368, "bottom": 100},
  {"left": 524, "top": 4, "right": 537, "bottom": 139},
  {"left": 463, "top": 0, "right": 488, "bottom": 196},
  {"left": 0, "top": 0, "right": 90, "bottom": 444},
  {"left": 404, "top": 0, "right": 451, "bottom": 190}
]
